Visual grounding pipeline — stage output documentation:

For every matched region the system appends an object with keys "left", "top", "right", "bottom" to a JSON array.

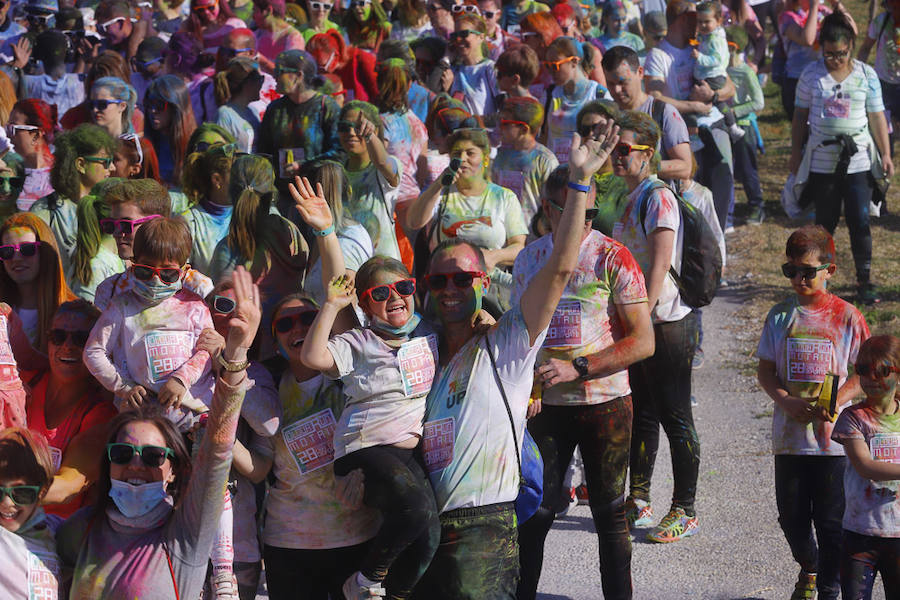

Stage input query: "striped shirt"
[{"left": 795, "top": 59, "right": 884, "bottom": 174}]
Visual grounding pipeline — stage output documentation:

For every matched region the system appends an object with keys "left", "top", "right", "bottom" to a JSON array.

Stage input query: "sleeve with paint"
[
  {"left": 696, "top": 29, "right": 729, "bottom": 70},
  {"left": 83, "top": 302, "right": 134, "bottom": 397},
  {"left": 500, "top": 186, "right": 529, "bottom": 240},
  {"left": 240, "top": 362, "right": 282, "bottom": 438},
  {"left": 168, "top": 375, "right": 247, "bottom": 584},
  {"left": 845, "top": 306, "right": 871, "bottom": 365},
  {"left": 609, "top": 244, "right": 649, "bottom": 304},
  {"left": 642, "top": 186, "right": 680, "bottom": 234},
  {"left": 171, "top": 300, "right": 215, "bottom": 390}
]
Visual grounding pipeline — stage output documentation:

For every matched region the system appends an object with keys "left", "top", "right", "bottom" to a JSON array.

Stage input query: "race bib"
[
  {"left": 49, "top": 447, "right": 62, "bottom": 473},
  {"left": 787, "top": 338, "right": 832, "bottom": 383},
  {"left": 281, "top": 408, "right": 337, "bottom": 475},
  {"left": 28, "top": 550, "right": 60, "bottom": 600},
  {"left": 278, "top": 147, "right": 305, "bottom": 179},
  {"left": 545, "top": 300, "right": 583, "bottom": 347},
  {"left": 0, "top": 315, "right": 15, "bottom": 366},
  {"left": 144, "top": 331, "right": 193, "bottom": 383},
  {"left": 422, "top": 417, "right": 455, "bottom": 472},
  {"left": 398, "top": 334, "right": 439, "bottom": 397},
  {"left": 822, "top": 93, "right": 851, "bottom": 119},
  {"left": 494, "top": 170, "right": 525, "bottom": 200},
  {"left": 870, "top": 433, "right": 900, "bottom": 464},
  {"left": 551, "top": 137, "right": 571, "bottom": 164}
]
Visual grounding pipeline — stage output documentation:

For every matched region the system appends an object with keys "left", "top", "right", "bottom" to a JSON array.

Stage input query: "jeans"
[
  {"left": 808, "top": 171, "right": 874, "bottom": 285},
  {"left": 517, "top": 398, "right": 633, "bottom": 600},
  {"left": 732, "top": 126, "right": 764, "bottom": 209},
  {"left": 696, "top": 126, "right": 735, "bottom": 231},
  {"left": 334, "top": 445, "right": 441, "bottom": 598},
  {"left": 629, "top": 312, "right": 700, "bottom": 515},
  {"left": 840, "top": 529, "right": 900, "bottom": 600},
  {"left": 782, "top": 77, "right": 799, "bottom": 121},
  {"left": 413, "top": 503, "right": 519, "bottom": 600},
  {"left": 263, "top": 542, "right": 370, "bottom": 600},
  {"left": 774, "top": 455, "right": 846, "bottom": 600}
]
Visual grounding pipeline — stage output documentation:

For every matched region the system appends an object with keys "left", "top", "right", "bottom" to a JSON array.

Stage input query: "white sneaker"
[
  {"left": 728, "top": 123, "right": 746, "bottom": 141},
  {"left": 343, "top": 572, "right": 386, "bottom": 599},
  {"left": 211, "top": 572, "right": 239, "bottom": 600}
]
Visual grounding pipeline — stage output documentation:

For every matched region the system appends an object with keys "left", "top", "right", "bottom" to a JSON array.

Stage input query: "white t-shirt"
[
  {"left": 869, "top": 13, "right": 900, "bottom": 85},
  {"left": 327, "top": 323, "right": 437, "bottom": 458},
  {"left": 612, "top": 177, "right": 690, "bottom": 324},
  {"left": 643, "top": 40, "right": 724, "bottom": 124},
  {"left": 345, "top": 157, "right": 403, "bottom": 261},
  {"left": 0, "top": 511, "right": 63, "bottom": 600},
  {"left": 422, "top": 306, "right": 547, "bottom": 513}
]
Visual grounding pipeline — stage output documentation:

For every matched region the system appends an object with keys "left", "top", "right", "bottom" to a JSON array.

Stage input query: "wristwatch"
[{"left": 572, "top": 357, "right": 589, "bottom": 379}]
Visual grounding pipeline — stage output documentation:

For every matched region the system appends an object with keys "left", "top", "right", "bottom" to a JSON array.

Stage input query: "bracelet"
[
  {"left": 217, "top": 352, "right": 250, "bottom": 373},
  {"left": 567, "top": 181, "right": 591, "bottom": 193},
  {"left": 313, "top": 224, "right": 335, "bottom": 237}
]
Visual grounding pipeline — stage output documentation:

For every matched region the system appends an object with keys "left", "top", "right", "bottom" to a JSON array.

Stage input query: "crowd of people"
[{"left": 0, "top": 0, "right": 897, "bottom": 597}]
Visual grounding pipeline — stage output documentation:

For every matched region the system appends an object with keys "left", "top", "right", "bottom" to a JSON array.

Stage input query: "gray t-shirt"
[{"left": 638, "top": 95, "right": 690, "bottom": 158}]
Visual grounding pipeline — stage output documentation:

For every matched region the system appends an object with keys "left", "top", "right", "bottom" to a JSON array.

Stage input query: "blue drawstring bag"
[{"left": 484, "top": 338, "right": 543, "bottom": 523}]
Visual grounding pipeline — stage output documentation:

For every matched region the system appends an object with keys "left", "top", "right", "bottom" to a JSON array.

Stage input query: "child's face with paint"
[
  {"left": 273, "top": 299, "right": 318, "bottom": 361},
  {"left": 1, "top": 227, "right": 40, "bottom": 287},
  {"left": 109, "top": 421, "right": 177, "bottom": 490},
  {"left": 858, "top": 362, "right": 899, "bottom": 406},
  {"left": 427, "top": 246, "right": 488, "bottom": 325},
  {"left": 784, "top": 252, "right": 833, "bottom": 299},
  {"left": 696, "top": 10, "right": 719, "bottom": 36},
  {"left": 544, "top": 47, "right": 579, "bottom": 87},
  {"left": 360, "top": 269, "right": 415, "bottom": 328},
  {"left": 0, "top": 477, "right": 40, "bottom": 533}
]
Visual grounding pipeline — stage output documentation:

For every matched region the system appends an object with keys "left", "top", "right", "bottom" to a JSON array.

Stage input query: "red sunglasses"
[{"left": 360, "top": 279, "right": 416, "bottom": 303}]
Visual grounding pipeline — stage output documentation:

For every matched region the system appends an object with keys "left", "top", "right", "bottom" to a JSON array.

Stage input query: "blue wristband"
[
  {"left": 313, "top": 224, "right": 335, "bottom": 237},
  {"left": 567, "top": 181, "right": 591, "bottom": 193}
]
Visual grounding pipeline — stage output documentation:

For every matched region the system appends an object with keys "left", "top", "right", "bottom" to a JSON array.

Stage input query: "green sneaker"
[
  {"left": 624, "top": 497, "right": 653, "bottom": 528},
  {"left": 645, "top": 507, "right": 698, "bottom": 543},
  {"left": 790, "top": 571, "right": 816, "bottom": 600}
]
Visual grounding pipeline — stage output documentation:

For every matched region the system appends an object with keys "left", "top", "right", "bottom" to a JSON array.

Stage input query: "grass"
[{"left": 725, "top": 0, "right": 900, "bottom": 365}]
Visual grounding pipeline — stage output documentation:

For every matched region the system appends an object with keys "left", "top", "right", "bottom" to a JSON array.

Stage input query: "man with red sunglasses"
[
  {"left": 412, "top": 126, "right": 619, "bottom": 598},
  {"left": 513, "top": 164, "right": 654, "bottom": 600}
]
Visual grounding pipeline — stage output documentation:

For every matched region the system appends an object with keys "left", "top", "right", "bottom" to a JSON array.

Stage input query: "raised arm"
[
  {"left": 299, "top": 275, "right": 354, "bottom": 373},
  {"left": 358, "top": 113, "right": 400, "bottom": 187},
  {"left": 290, "top": 176, "right": 346, "bottom": 288},
  {"left": 520, "top": 125, "right": 619, "bottom": 344},
  {"left": 405, "top": 166, "right": 457, "bottom": 230}
]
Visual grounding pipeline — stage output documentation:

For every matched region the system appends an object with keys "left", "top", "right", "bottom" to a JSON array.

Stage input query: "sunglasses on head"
[
  {"left": 451, "top": 3, "right": 480, "bottom": 13},
  {"left": 542, "top": 56, "right": 577, "bottom": 70},
  {"left": 425, "top": 271, "right": 485, "bottom": 291},
  {"left": 856, "top": 363, "right": 900, "bottom": 380},
  {"left": 0, "top": 241, "right": 41, "bottom": 260},
  {"left": 99, "top": 214, "right": 161, "bottom": 236},
  {"left": 780, "top": 262, "right": 830, "bottom": 280},
  {"left": 612, "top": 142, "right": 652, "bottom": 157},
  {"left": 48, "top": 328, "right": 91, "bottom": 348},
  {"left": 0, "top": 485, "right": 40, "bottom": 506},
  {"left": 84, "top": 155, "right": 114, "bottom": 168},
  {"left": 107, "top": 442, "right": 175, "bottom": 467},
  {"left": 92, "top": 99, "right": 125, "bottom": 111},
  {"left": 361, "top": 278, "right": 416, "bottom": 303},
  {"left": 274, "top": 310, "right": 319, "bottom": 333},
  {"left": 0, "top": 175, "right": 25, "bottom": 189},
  {"left": 119, "top": 133, "right": 144, "bottom": 167},
  {"left": 132, "top": 263, "right": 183, "bottom": 284},
  {"left": 450, "top": 29, "right": 479, "bottom": 42},
  {"left": 547, "top": 197, "right": 598, "bottom": 220},
  {"left": 212, "top": 295, "right": 236, "bottom": 314}
]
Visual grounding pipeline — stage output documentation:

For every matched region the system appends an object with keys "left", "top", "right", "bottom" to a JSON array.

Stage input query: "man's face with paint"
[
  {"left": 604, "top": 61, "right": 643, "bottom": 109},
  {"left": 427, "top": 245, "right": 490, "bottom": 325}
]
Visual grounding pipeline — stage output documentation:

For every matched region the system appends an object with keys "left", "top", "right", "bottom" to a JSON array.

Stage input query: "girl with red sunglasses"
[{"left": 299, "top": 255, "right": 440, "bottom": 599}]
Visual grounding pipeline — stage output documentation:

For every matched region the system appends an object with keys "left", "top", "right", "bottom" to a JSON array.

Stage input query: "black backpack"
[{"left": 638, "top": 180, "right": 722, "bottom": 308}]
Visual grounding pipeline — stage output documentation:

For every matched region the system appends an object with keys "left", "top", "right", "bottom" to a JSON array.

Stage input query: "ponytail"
[
  {"left": 227, "top": 154, "right": 277, "bottom": 260},
  {"left": 375, "top": 58, "right": 410, "bottom": 114},
  {"left": 580, "top": 42, "right": 596, "bottom": 76},
  {"left": 213, "top": 71, "right": 232, "bottom": 106},
  {"left": 72, "top": 192, "right": 109, "bottom": 287}
]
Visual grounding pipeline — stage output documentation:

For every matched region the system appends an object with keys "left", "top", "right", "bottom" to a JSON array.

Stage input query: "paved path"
[{"left": 535, "top": 284, "right": 887, "bottom": 600}]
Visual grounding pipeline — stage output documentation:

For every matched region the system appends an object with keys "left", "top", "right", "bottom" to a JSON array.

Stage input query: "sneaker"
[
  {"left": 690, "top": 395, "right": 699, "bottom": 407},
  {"left": 343, "top": 572, "right": 386, "bottom": 599},
  {"left": 624, "top": 497, "right": 653, "bottom": 528},
  {"left": 646, "top": 507, "right": 698, "bottom": 543},
  {"left": 728, "top": 122, "right": 746, "bottom": 141},
  {"left": 724, "top": 225, "right": 736, "bottom": 234},
  {"left": 692, "top": 348, "right": 704, "bottom": 370},
  {"left": 556, "top": 486, "right": 578, "bottom": 516},
  {"left": 857, "top": 284, "right": 880, "bottom": 306},
  {"left": 790, "top": 571, "right": 817, "bottom": 600},
  {"left": 747, "top": 205, "right": 765, "bottom": 225},
  {"left": 574, "top": 484, "right": 589, "bottom": 505},
  {"left": 210, "top": 572, "right": 239, "bottom": 600}
]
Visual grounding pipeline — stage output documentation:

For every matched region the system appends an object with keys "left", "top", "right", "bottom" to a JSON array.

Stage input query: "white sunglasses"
[
  {"left": 309, "top": 1, "right": 332, "bottom": 9},
  {"left": 6, "top": 124, "right": 40, "bottom": 137},
  {"left": 119, "top": 133, "right": 144, "bottom": 168},
  {"left": 98, "top": 16, "right": 127, "bottom": 32}
]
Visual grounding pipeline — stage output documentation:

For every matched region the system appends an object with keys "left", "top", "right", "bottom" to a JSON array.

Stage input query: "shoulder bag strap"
[{"left": 482, "top": 335, "right": 523, "bottom": 480}]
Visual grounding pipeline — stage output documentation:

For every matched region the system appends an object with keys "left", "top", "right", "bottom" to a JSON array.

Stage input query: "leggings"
[
  {"left": 629, "top": 312, "right": 700, "bottom": 515},
  {"left": 517, "top": 398, "right": 633, "bottom": 600},
  {"left": 840, "top": 529, "right": 900, "bottom": 600},
  {"left": 334, "top": 445, "right": 441, "bottom": 599},
  {"left": 774, "top": 455, "right": 845, "bottom": 600},
  {"left": 264, "top": 542, "right": 369, "bottom": 600}
]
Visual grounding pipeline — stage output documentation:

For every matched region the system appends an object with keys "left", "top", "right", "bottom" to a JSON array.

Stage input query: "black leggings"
[
  {"left": 841, "top": 529, "right": 900, "bottom": 600},
  {"left": 517, "top": 398, "right": 633, "bottom": 600},
  {"left": 264, "top": 542, "right": 369, "bottom": 600},
  {"left": 334, "top": 445, "right": 441, "bottom": 599}
]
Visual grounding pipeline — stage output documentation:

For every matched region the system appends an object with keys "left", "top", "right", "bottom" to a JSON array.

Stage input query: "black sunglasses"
[
  {"left": 855, "top": 363, "right": 900, "bottom": 379},
  {"left": 0, "top": 485, "right": 40, "bottom": 506},
  {"left": 0, "top": 241, "right": 41, "bottom": 260},
  {"left": 548, "top": 197, "right": 599, "bottom": 220},
  {"left": 781, "top": 262, "right": 830, "bottom": 280},
  {"left": 212, "top": 295, "right": 236, "bottom": 314},
  {"left": 424, "top": 271, "right": 486, "bottom": 291},
  {"left": 48, "top": 329, "right": 91, "bottom": 348},
  {"left": 91, "top": 99, "right": 124, "bottom": 111},
  {"left": 107, "top": 442, "right": 175, "bottom": 467},
  {"left": 132, "top": 264, "right": 183, "bottom": 284},
  {"left": 274, "top": 310, "right": 319, "bottom": 333},
  {"left": 0, "top": 175, "right": 25, "bottom": 189}
]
